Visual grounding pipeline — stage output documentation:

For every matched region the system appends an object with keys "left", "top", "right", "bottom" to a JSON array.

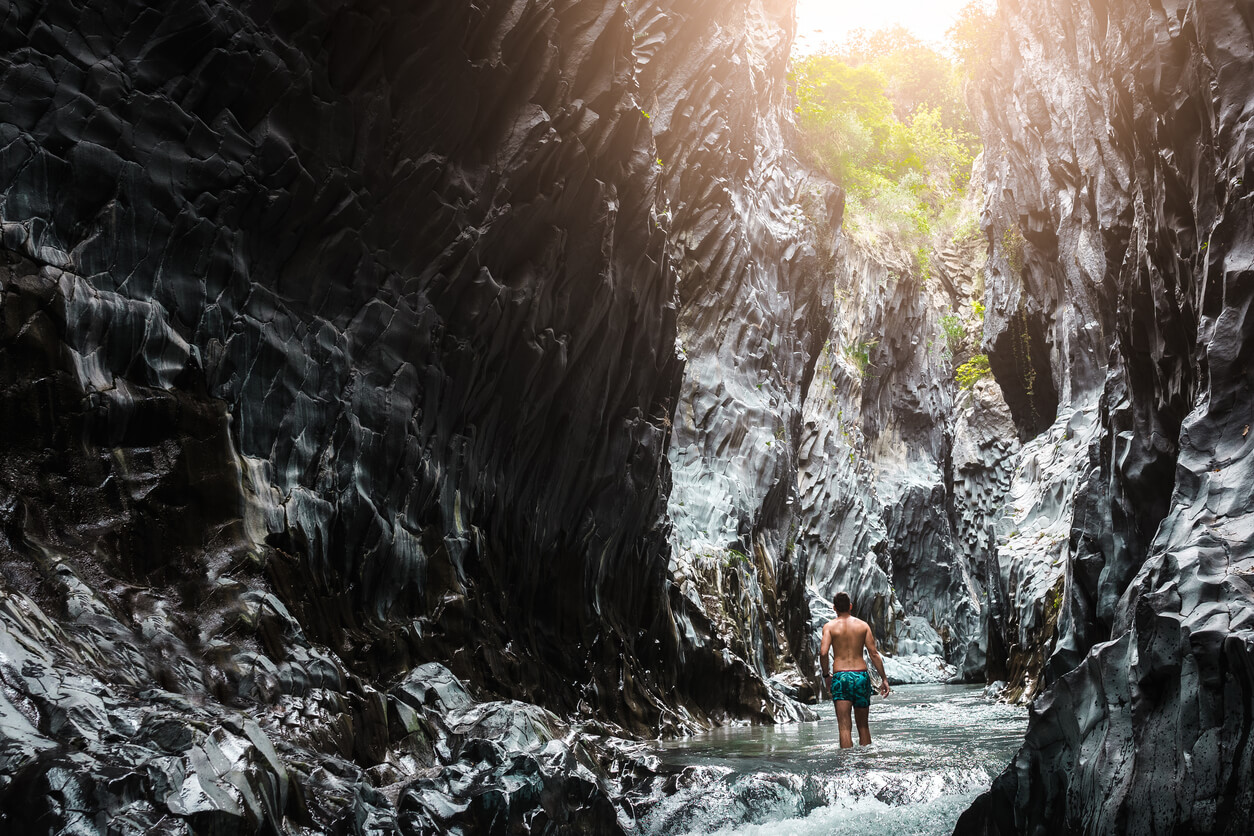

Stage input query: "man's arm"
[
  {"left": 864, "top": 625, "right": 891, "bottom": 697},
  {"left": 819, "top": 624, "right": 831, "bottom": 685}
]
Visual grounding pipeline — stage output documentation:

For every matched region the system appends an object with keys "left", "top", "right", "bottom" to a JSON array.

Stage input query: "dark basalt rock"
[
  {"left": 956, "top": 0, "right": 1254, "bottom": 831},
  {"left": 0, "top": 0, "right": 833, "bottom": 830},
  {"left": 644, "top": 0, "right": 835, "bottom": 721},
  {"left": 0, "top": 0, "right": 704, "bottom": 732},
  {"left": 986, "top": 306, "right": 1058, "bottom": 442}
]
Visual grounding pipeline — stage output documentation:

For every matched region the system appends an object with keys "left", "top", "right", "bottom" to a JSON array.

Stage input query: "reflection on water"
[{"left": 635, "top": 684, "right": 1026, "bottom": 836}]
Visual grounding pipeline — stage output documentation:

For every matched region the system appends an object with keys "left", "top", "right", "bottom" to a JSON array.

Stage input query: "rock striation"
[
  {"left": 634, "top": 0, "right": 835, "bottom": 724},
  {"left": 11, "top": 0, "right": 1253, "bottom": 830},
  {"left": 956, "top": 0, "right": 1254, "bottom": 832},
  {"left": 0, "top": 0, "right": 838, "bottom": 830},
  {"left": 795, "top": 211, "right": 1014, "bottom": 684}
]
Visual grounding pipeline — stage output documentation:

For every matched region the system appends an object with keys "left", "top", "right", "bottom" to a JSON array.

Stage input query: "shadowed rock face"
[
  {"left": 0, "top": 0, "right": 835, "bottom": 830},
  {"left": 957, "top": 0, "right": 1254, "bottom": 831},
  {"left": 1, "top": 0, "right": 691, "bottom": 719}
]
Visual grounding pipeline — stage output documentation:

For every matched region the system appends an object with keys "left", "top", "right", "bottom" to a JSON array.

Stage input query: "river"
[{"left": 634, "top": 684, "right": 1027, "bottom": 836}]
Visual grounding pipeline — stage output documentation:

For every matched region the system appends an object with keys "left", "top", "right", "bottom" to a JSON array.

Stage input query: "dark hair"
[{"left": 834, "top": 591, "right": 851, "bottom": 613}]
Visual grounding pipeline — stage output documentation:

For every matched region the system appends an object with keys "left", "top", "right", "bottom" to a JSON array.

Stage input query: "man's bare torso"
[{"left": 824, "top": 614, "right": 870, "bottom": 671}]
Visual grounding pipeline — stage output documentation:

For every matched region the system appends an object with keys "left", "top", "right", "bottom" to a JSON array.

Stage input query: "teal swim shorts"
[{"left": 830, "top": 669, "right": 872, "bottom": 708}]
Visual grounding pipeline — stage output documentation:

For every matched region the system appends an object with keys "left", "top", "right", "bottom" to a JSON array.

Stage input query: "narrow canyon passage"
[{"left": 0, "top": 0, "right": 1252, "bottom": 833}]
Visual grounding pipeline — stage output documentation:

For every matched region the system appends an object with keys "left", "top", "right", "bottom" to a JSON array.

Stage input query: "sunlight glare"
[{"left": 794, "top": 0, "right": 978, "bottom": 55}]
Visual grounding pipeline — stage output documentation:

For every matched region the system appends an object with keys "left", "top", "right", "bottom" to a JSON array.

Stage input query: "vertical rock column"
[
  {"left": 958, "top": 0, "right": 1254, "bottom": 831},
  {"left": 626, "top": 0, "right": 839, "bottom": 714}
]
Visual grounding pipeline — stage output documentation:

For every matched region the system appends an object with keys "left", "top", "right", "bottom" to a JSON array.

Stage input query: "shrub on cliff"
[{"left": 955, "top": 354, "right": 992, "bottom": 388}]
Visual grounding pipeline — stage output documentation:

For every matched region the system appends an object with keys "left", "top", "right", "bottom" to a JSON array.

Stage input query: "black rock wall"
[
  {"left": 0, "top": 0, "right": 693, "bottom": 730},
  {"left": 640, "top": 0, "right": 837, "bottom": 712},
  {"left": 957, "top": 0, "right": 1254, "bottom": 831},
  {"left": 0, "top": 0, "right": 836, "bottom": 830}
]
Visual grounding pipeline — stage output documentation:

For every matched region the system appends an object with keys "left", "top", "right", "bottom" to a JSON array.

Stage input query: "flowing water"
[{"left": 635, "top": 684, "right": 1027, "bottom": 836}]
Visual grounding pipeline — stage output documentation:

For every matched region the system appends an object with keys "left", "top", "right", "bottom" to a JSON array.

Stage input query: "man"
[{"left": 819, "top": 591, "right": 890, "bottom": 748}]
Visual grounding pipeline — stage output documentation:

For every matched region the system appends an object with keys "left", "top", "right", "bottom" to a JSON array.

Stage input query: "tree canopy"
[{"left": 789, "top": 23, "right": 982, "bottom": 250}]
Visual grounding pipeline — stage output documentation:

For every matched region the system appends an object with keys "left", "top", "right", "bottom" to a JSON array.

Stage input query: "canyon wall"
[
  {"left": 957, "top": 0, "right": 1254, "bottom": 832},
  {"left": 10, "top": 0, "right": 1248, "bottom": 831},
  {"left": 0, "top": 0, "right": 838, "bottom": 830},
  {"left": 796, "top": 217, "right": 1018, "bottom": 683},
  {"left": 636, "top": 0, "right": 836, "bottom": 717}
]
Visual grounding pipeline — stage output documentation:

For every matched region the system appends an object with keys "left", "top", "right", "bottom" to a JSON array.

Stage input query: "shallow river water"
[{"left": 636, "top": 684, "right": 1027, "bottom": 836}]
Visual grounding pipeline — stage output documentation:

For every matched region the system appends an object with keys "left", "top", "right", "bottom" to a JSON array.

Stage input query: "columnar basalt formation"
[
  {"left": 631, "top": 0, "right": 835, "bottom": 722},
  {"left": 956, "top": 0, "right": 1254, "bottom": 831},
  {"left": 9, "top": 0, "right": 1251, "bottom": 831},
  {"left": 0, "top": 0, "right": 832, "bottom": 830},
  {"left": 796, "top": 226, "right": 1009, "bottom": 681}
]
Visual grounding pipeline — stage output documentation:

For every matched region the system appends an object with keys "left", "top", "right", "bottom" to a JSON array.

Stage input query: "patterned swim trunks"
[{"left": 830, "top": 670, "right": 872, "bottom": 708}]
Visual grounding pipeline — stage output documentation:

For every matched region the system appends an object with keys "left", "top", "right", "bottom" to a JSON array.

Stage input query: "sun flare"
[{"left": 794, "top": 0, "right": 986, "bottom": 55}]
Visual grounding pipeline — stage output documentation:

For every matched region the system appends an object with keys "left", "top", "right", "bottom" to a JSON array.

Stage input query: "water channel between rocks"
[{"left": 635, "top": 684, "right": 1027, "bottom": 836}]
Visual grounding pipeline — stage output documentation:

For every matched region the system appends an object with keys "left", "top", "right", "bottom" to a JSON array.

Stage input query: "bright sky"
[{"left": 793, "top": 0, "right": 975, "bottom": 55}]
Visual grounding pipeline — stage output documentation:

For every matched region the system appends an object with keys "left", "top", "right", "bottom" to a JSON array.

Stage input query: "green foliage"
[
  {"left": 844, "top": 339, "right": 877, "bottom": 377},
  {"left": 915, "top": 245, "right": 933, "bottom": 282},
  {"left": 948, "top": 1, "right": 999, "bottom": 79},
  {"left": 955, "top": 354, "right": 992, "bottom": 388},
  {"left": 973, "top": 300, "right": 986, "bottom": 320},
  {"left": 790, "top": 26, "right": 980, "bottom": 253},
  {"left": 940, "top": 312, "right": 965, "bottom": 354},
  {"left": 953, "top": 214, "right": 982, "bottom": 244},
  {"left": 1001, "top": 223, "right": 1026, "bottom": 274}
]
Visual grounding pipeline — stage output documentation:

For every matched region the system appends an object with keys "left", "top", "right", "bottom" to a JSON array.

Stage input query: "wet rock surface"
[
  {"left": 955, "top": 0, "right": 1254, "bottom": 832},
  {"left": 795, "top": 224, "right": 1007, "bottom": 682},
  {"left": 0, "top": 0, "right": 832, "bottom": 830}
]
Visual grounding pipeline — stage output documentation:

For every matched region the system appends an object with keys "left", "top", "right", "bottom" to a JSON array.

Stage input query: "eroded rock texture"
[
  {"left": 0, "top": 0, "right": 831, "bottom": 830},
  {"left": 956, "top": 0, "right": 1254, "bottom": 831},
  {"left": 795, "top": 219, "right": 1012, "bottom": 684},
  {"left": 645, "top": 0, "right": 837, "bottom": 714}
]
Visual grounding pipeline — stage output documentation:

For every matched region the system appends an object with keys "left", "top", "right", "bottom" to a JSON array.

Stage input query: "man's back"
[{"left": 825, "top": 614, "right": 870, "bottom": 671}]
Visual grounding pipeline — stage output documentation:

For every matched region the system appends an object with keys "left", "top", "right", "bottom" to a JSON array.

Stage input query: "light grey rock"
[{"left": 881, "top": 655, "right": 958, "bottom": 686}]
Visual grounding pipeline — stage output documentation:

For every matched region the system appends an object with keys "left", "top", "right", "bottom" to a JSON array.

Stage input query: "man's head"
[{"left": 834, "top": 591, "right": 852, "bottom": 613}]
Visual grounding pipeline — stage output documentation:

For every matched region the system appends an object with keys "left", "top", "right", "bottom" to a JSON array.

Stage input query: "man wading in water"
[{"left": 819, "top": 591, "right": 891, "bottom": 747}]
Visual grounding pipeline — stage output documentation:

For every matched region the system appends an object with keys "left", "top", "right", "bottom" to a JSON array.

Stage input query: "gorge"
[{"left": 0, "top": 0, "right": 1251, "bottom": 834}]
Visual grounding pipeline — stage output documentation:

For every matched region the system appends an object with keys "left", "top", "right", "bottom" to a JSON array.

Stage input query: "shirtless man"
[{"left": 819, "top": 591, "right": 891, "bottom": 748}]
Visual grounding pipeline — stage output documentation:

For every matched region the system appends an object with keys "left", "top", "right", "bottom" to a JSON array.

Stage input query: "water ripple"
[{"left": 633, "top": 684, "right": 1026, "bottom": 836}]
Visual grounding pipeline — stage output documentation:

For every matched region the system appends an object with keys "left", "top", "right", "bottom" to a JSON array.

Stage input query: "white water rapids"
[{"left": 635, "top": 684, "right": 1027, "bottom": 836}]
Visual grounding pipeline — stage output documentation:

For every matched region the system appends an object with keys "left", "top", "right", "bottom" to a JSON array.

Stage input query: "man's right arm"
[
  {"left": 819, "top": 624, "right": 831, "bottom": 687},
  {"left": 864, "top": 625, "right": 891, "bottom": 697}
]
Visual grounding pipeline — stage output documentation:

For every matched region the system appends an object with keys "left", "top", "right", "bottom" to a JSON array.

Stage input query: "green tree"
[
  {"left": 789, "top": 30, "right": 979, "bottom": 249},
  {"left": 838, "top": 26, "right": 974, "bottom": 141},
  {"left": 948, "top": 1, "right": 1000, "bottom": 79}
]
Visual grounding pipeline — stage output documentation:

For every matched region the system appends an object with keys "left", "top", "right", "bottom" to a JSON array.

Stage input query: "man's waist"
[{"left": 832, "top": 667, "right": 868, "bottom": 673}]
